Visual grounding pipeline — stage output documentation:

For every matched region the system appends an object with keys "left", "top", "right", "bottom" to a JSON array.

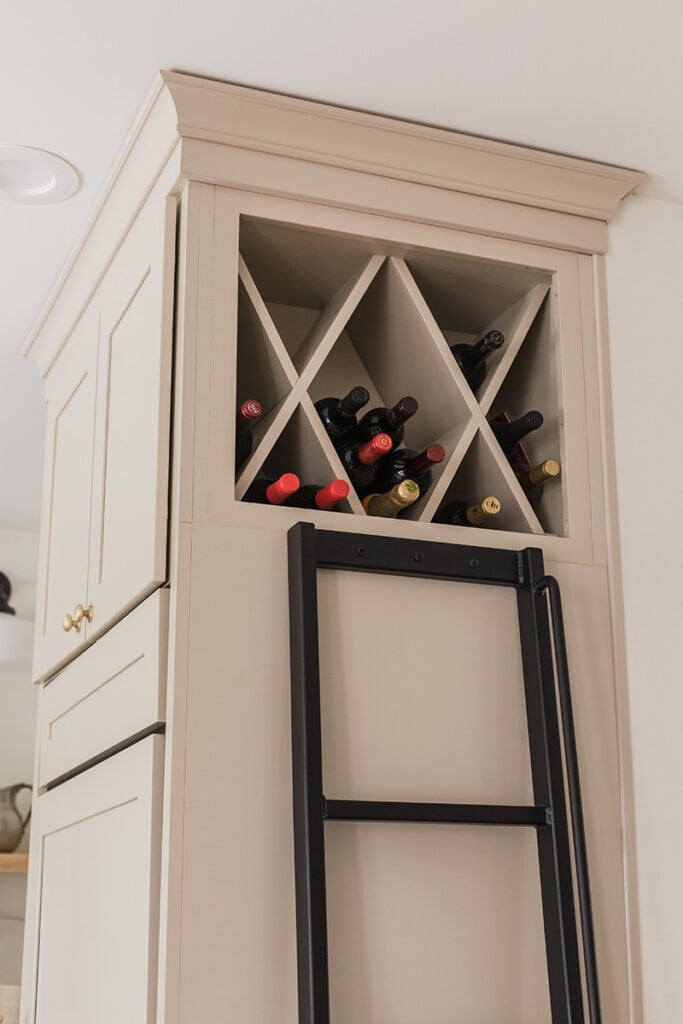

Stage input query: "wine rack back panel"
[{"left": 234, "top": 212, "right": 583, "bottom": 542}]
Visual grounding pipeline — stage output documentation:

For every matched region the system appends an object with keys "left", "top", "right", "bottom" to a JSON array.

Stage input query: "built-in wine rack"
[{"left": 235, "top": 216, "right": 563, "bottom": 536}]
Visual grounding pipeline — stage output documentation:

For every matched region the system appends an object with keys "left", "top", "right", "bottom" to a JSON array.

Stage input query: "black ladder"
[{"left": 287, "top": 522, "right": 601, "bottom": 1024}]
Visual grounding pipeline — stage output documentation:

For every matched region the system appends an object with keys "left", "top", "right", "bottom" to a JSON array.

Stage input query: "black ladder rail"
[
  {"left": 288, "top": 522, "right": 599, "bottom": 1024},
  {"left": 536, "top": 574, "right": 602, "bottom": 1024}
]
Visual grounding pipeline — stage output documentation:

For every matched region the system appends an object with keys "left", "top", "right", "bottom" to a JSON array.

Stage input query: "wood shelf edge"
[{"left": 0, "top": 853, "right": 29, "bottom": 874}]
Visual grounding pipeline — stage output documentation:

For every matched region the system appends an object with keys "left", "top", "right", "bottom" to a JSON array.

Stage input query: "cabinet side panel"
[
  {"left": 173, "top": 525, "right": 637, "bottom": 1023},
  {"left": 546, "top": 559, "right": 631, "bottom": 1024}
]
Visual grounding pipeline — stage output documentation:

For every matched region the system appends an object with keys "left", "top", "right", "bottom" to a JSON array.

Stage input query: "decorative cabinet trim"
[
  {"left": 23, "top": 71, "right": 644, "bottom": 374},
  {"left": 164, "top": 70, "right": 644, "bottom": 221}
]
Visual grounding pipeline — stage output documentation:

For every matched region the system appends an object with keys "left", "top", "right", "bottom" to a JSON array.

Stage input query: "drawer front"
[{"left": 38, "top": 589, "right": 168, "bottom": 787}]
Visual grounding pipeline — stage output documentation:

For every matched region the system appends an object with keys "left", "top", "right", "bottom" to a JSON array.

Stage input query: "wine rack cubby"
[{"left": 235, "top": 215, "right": 564, "bottom": 536}]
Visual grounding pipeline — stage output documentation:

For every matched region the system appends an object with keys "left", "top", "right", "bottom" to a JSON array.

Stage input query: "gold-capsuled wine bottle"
[
  {"left": 527, "top": 459, "right": 561, "bottom": 485},
  {"left": 362, "top": 479, "right": 420, "bottom": 518},
  {"left": 434, "top": 495, "right": 501, "bottom": 527},
  {"left": 524, "top": 459, "right": 561, "bottom": 505}
]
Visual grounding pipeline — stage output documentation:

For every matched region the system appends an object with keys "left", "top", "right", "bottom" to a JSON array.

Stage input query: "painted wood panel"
[
  {"left": 21, "top": 737, "right": 164, "bottom": 1024},
  {"left": 37, "top": 590, "right": 168, "bottom": 788},
  {"left": 32, "top": 309, "right": 98, "bottom": 680},
  {"left": 87, "top": 196, "right": 175, "bottom": 640}
]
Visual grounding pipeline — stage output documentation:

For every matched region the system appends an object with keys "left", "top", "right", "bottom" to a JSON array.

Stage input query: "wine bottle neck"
[
  {"left": 386, "top": 396, "right": 418, "bottom": 428},
  {"left": 501, "top": 411, "right": 544, "bottom": 447},
  {"left": 466, "top": 496, "right": 501, "bottom": 525},
  {"left": 356, "top": 433, "right": 393, "bottom": 465},
  {"left": 527, "top": 459, "right": 561, "bottom": 485},
  {"left": 337, "top": 387, "right": 370, "bottom": 420},
  {"left": 237, "top": 399, "right": 262, "bottom": 433},
  {"left": 314, "top": 479, "right": 350, "bottom": 510},
  {"left": 410, "top": 444, "right": 446, "bottom": 473},
  {"left": 363, "top": 480, "right": 420, "bottom": 517}
]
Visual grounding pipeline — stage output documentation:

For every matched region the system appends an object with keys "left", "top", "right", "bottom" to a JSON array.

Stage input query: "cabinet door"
[
  {"left": 87, "top": 196, "right": 175, "bottom": 640},
  {"left": 21, "top": 736, "right": 164, "bottom": 1024},
  {"left": 33, "top": 309, "right": 98, "bottom": 680}
]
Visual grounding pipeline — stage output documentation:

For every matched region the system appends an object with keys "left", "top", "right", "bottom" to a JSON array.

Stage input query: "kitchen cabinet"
[
  {"left": 21, "top": 737, "right": 163, "bottom": 1024},
  {"left": 21, "top": 72, "right": 644, "bottom": 1024},
  {"left": 31, "top": 192, "right": 175, "bottom": 682}
]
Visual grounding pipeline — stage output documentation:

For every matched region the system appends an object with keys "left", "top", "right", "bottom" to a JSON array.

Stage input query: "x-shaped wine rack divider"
[{"left": 235, "top": 251, "right": 550, "bottom": 533}]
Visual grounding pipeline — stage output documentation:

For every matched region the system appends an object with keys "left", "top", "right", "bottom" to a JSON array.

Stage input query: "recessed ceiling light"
[{"left": 0, "top": 145, "right": 79, "bottom": 204}]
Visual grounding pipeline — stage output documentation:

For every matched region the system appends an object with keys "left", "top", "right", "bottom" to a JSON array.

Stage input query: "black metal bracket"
[{"left": 288, "top": 522, "right": 601, "bottom": 1024}]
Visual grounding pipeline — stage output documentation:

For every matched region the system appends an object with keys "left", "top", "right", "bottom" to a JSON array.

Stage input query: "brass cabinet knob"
[{"left": 62, "top": 603, "right": 94, "bottom": 633}]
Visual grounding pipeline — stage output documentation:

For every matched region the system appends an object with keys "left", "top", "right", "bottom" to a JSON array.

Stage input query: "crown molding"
[
  {"left": 23, "top": 70, "right": 645, "bottom": 372},
  {"left": 162, "top": 70, "right": 644, "bottom": 222}
]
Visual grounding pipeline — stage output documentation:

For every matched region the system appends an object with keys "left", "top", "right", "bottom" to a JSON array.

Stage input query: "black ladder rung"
[{"left": 324, "top": 798, "right": 549, "bottom": 828}]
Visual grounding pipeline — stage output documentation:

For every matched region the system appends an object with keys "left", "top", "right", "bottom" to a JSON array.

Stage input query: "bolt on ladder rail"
[{"left": 287, "top": 521, "right": 601, "bottom": 1024}]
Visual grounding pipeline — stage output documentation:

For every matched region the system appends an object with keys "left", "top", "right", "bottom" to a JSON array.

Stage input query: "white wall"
[{"left": 606, "top": 194, "right": 683, "bottom": 1024}]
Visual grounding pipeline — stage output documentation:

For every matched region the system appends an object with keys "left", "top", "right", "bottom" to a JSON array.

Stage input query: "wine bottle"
[
  {"left": 373, "top": 443, "right": 446, "bottom": 499},
  {"left": 235, "top": 399, "right": 263, "bottom": 471},
  {"left": 243, "top": 472, "right": 300, "bottom": 505},
  {"left": 352, "top": 396, "right": 418, "bottom": 448},
  {"left": 450, "top": 330, "right": 505, "bottom": 392},
  {"left": 286, "top": 479, "right": 350, "bottom": 511},
  {"left": 434, "top": 496, "right": 501, "bottom": 527},
  {"left": 339, "top": 433, "right": 393, "bottom": 492},
  {"left": 314, "top": 387, "right": 370, "bottom": 447},
  {"left": 489, "top": 410, "right": 543, "bottom": 457},
  {"left": 362, "top": 479, "right": 420, "bottom": 518},
  {"left": 522, "top": 459, "right": 561, "bottom": 506}
]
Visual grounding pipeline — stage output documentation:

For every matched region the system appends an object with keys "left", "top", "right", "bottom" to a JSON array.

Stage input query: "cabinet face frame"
[
  {"left": 20, "top": 736, "right": 164, "bottom": 1024},
  {"left": 183, "top": 185, "right": 601, "bottom": 565},
  {"left": 33, "top": 305, "right": 99, "bottom": 679}
]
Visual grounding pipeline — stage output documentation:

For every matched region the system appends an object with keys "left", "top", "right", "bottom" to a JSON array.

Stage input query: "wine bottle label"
[
  {"left": 363, "top": 479, "right": 420, "bottom": 517},
  {"left": 466, "top": 496, "right": 501, "bottom": 525},
  {"left": 527, "top": 459, "right": 561, "bottom": 485}
]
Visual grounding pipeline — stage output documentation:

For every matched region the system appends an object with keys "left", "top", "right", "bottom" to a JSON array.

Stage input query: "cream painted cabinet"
[
  {"left": 32, "top": 306, "right": 98, "bottom": 676},
  {"left": 22, "top": 73, "right": 645, "bottom": 1024},
  {"left": 21, "top": 737, "right": 163, "bottom": 1024},
  {"left": 32, "top": 188, "right": 175, "bottom": 682}
]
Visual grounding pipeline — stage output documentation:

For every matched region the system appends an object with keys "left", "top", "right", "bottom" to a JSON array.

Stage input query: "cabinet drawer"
[{"left": 38, "top": 590, "right": 168, "bottom": 787}]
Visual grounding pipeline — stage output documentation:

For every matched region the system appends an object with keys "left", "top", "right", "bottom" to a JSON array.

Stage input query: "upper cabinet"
[
  {"left": 33, "top": 307, "right": 98, "bottom": 676},
  {"left": 32, "top": 189, "right": 175, "bottom": 681}
]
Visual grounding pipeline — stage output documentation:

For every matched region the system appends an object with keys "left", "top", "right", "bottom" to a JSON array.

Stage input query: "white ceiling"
[{"left": 2, "top": 0, "right": 682, "bottom": 530}]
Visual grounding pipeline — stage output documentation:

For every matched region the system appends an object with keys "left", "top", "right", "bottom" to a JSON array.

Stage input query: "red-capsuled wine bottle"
[
  {"left": 244, "top": 472, "right": 300, "bottom": 505},
  {"left": 339, "top": 433, "right": 393, "bottom": 492},
  {"left": 286, "top": 479, "right": 350, "bottom": 511},
  {"left": 489, "top": 409, "right": 543, "bottom": 457},
  {"left": 433, "top": 496, "right": 501, "bottom": 527},
  {"left": 314, "top": 387, "right": 370, "bottom": 448},
  {"left": 373, "top": 443, "right": 446, "bottom": 499},
  {"left": 352, "top": 396, "right": 418, "bottom": 448},
  {"left": 450, "top": 331, "right": 505, "bottom": 393},
  {"left": 235, "top": 399, "right": 263, "bottom": 471}
]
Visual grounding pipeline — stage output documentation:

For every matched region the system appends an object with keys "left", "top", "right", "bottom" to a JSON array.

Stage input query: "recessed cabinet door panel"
[
  {"left": 33, "top": 311, "right": 97, "bottom": 681},
  {"left": 22, "top": 736, "right": 163, "bottom": 1024},
  {"left": 88, "top": 198, "right": 175, "bottom": 639}
]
